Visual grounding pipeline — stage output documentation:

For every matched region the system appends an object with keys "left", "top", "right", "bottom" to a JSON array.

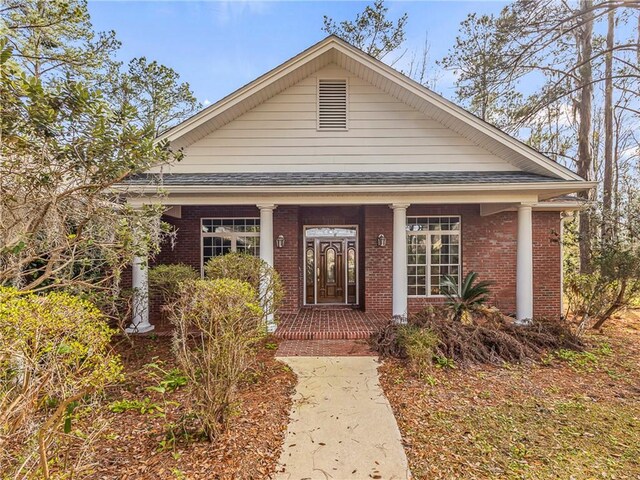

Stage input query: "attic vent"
[{"left": 318, "top": 79, "right": 347, "bottom": 130}]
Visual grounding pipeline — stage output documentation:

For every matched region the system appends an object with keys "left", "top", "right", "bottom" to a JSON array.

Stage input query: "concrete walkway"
[{"left": 274, "top": 357, "right": 411, "bottom": 480}]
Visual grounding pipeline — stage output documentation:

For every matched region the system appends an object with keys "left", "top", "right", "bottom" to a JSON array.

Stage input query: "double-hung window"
[
  {"left": 201, "top": 218, "right": 260, "bottom": 269},
  {"left": 406, "top": 216, "right": 461, "bottom": 296}
]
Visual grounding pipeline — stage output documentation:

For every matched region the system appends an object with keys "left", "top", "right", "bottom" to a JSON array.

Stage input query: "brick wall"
[
  {"left": 364, "top": 205, "right": 393, "bottom": 313},
  {"left": 532, "top": 211, "right": 562, "bottom": 318},
  {"left": 274, "top": 206, "right": 300, "bottom": 314},
  {"left": 405, "top": 205, "right": 561, "bottom": 319},
  {"left": 149, "top": 203, "right": 562, "bottom": 322}
]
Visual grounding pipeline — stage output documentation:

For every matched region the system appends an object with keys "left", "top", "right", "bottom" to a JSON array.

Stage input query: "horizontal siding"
[{"left": 163, "top": 65, "right": 518, "bottom": 174}]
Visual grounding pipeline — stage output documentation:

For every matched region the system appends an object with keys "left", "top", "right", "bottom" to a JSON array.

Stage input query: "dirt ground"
[
  {"left": 379, "top": 313, "right": 640, "bottom": 480},
  {"left": 80, "top": 336, "right": 296, "bottom": 479}
]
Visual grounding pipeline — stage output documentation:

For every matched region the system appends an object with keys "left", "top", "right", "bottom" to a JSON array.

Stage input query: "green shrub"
[
  {"left": 148, "top": 263, "right": 199, "bottom": 305},
  {"left": 169, "top": 279, "right": 265, "bottom": 440},
  {"left": 442, "top": 271, "right": 494, "bottom": 324},
  {"left": 0, "top": 287, "right": 122, "bottom": 478},
  {"left": 397, "top": 325, "right": 439, "bottom": 375},
  {"left": 204, "top": 253, "right": 284, "bottom": 324}
]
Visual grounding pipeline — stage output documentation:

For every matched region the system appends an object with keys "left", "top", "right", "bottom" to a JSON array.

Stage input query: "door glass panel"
[
  {"left": 306, "top": 247, "right": 315, "bottom": 286},
  {"left": 306, "top": 227, "right": 356, "bottom": 238},
  {"left": 326, "top": 248, "right": 336, "bottom": 283},
  {"left": 347, "top": 247, "right": 356, "bottom": 284}
]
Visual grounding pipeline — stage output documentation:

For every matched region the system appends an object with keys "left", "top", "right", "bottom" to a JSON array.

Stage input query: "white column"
[
  {"left": 516, "top": 203, "right": 534, "bottom": 323},
  {"left": 391, "top": 203, "right": 409, "bottom": 322},
  {"left": 126, "top": 254, "right": 153, "bottom": 333},
  {"left": 258, "top": 204, "right": 276, "bottom": 332}
]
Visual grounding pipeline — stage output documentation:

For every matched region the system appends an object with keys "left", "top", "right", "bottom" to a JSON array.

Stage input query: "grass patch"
[
  {"left": 379, "top": 313, "right": 640, "bottom": 479},
  {"left": 419, "top": 398, "right": 639, "bottom": 479}
]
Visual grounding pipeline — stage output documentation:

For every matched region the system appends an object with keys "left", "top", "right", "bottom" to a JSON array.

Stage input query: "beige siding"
[{"left": 160, "top": 65, "right": 518, "bottom": 174}]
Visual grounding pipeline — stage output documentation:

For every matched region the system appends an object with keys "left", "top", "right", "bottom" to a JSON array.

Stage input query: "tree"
[
  {"left": 602, "top": 8, "right": 615, "bottom": 243},
  {"left": 441, "top": 0, "right": 640, "bottom": 273},
  {"left": 438, "top": 13, "right": 521, "bottom": 127},
  {"left": 1, "top": 0, "right": 119, "bottom": 82},
  {"left": 322, "top": 0, "right": 408, "bottom": 62},
  {"left": 0, "top": 2, "right": 190, "bottom": 317},
  {"left": 104, "top": 57, "right": 200, "bottom": 137}
]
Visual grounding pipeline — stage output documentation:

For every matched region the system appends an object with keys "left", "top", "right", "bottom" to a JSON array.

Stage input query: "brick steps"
[
  {"left": 274, "top": 308, "right": 389, "bottom": 341},
  {"left": 274, "top": 329, "right": 377, "bottom": 340}
]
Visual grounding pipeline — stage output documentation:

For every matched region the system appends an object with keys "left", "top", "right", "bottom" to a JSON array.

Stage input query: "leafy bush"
[
  {"left": 204, "top": 253, "right": 284, "bottom": 324},
  {"left": 396, "top": 325, "right": 439, "bottom": 376},
  {"left": 169, "top": 279, "right": 265, "bottom": 440},
  {"left": 0, "top": 287, "right": 122, "bottom": 479},
  {"left": 442, "top": 271, "right": 494, "bottom": 323},
  {"left": 565, "top": 243, "right": 640, "bottom": 331},
  {"left": 148, "top": 263, "right": 199, "bottom": 306}
]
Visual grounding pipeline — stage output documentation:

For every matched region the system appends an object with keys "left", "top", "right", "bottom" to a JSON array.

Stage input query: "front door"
[
  {"left": 304, "top": 226, "right": 358, "bottom": 305},
  {"left": 318, "top": 240, "right": 344, "bottom": 303}
]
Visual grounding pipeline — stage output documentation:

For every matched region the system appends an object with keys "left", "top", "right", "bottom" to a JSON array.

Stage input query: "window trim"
[
  {"left": 406, "top": 215, "right": 462, "bottom": 298},
  {"left": 200, "top": 217, "right": 260, "bottom": 277},
  {"left": 316, "top": 78, "right": 349, "bottom": 131}
]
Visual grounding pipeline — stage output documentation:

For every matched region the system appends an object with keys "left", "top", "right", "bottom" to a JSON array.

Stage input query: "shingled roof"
[{"left": 123, "top": 171, "right": 564, "bottom": 187}]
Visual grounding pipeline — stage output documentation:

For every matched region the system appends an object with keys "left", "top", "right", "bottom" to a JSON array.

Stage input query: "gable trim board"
[{"left": 155, "top": 36, "right": 586, "bottom": 183}]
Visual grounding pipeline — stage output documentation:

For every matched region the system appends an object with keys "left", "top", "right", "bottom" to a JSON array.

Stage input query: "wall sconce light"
[
  {"left": 276, "top": 235, "right": 285, "bottom": 248},
  {"left": 377, "top": 234, "right": 387, "bottom": 247}
]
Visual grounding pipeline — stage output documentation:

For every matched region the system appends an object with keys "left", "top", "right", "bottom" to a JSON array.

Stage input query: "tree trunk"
[
  {"left": 592, "top": 279, "right": 627, "bottom": 330},
  {"left": 577, "top": 0, "right": 595, "bottom": 273},
  {"left": 602, "top": 9, "right": 615, "bottom": 244}
]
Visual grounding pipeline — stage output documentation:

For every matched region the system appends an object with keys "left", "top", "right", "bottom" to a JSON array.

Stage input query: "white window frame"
[
  {"left": 316, "top": 78, "right": 349, "bottom": 131},
  {"left": 200, "top": 217, "right": 260, "bottom": 276},
  {"left": 406, "top": 215, "right": 461, "bottom": 298}
]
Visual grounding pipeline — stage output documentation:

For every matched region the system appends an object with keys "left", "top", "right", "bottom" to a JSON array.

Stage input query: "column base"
[
  {"left": 125, "top": 323, "right": 155, "bottom": 334},
  {"left": 392, "top": 314, "right": 407, "bottom": 325},
  {"left": 266, "top": 314, "right": 277, "bottom": 333}
]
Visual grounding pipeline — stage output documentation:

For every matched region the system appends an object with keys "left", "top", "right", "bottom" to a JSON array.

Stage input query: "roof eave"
[{"left": 117, "top": 180, "right": 596, "bottom": 196}]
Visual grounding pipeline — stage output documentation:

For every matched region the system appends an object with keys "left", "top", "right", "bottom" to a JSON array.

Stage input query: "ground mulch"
[
  {"left": 378, "top": 313, "right": 640, "bottom": 479},
  {"left": 81, "top": 336, "right": 296, "bottom": 479}
]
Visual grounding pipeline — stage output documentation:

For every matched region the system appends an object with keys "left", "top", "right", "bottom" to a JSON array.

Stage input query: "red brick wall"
[
  {"left": 364, "top": 205, "right": 393, "bottom": 313},
  {"left": 405, "top": 205, "right": 562, "bottom": 319},
  {"left": 274, "top": 206, "right": 300, "bottom": 314},
  {"left": 533, "top": 212, "right": 562, "bottom": 318},
  {"left": 151, "top": 204, "right": 562, "bottom": 321}
]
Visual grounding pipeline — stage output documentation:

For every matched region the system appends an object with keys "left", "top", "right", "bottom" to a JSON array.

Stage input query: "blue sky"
[{"left": 87, "top": 1, "right": 508, "bottom": 105}]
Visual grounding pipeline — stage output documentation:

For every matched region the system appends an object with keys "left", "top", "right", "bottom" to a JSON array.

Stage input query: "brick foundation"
[{"left": 150, "top": 204, "right": 562, "bottom": 323}]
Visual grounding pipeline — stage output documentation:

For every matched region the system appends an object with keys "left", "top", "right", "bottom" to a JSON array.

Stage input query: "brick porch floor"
[{"left": 274, "top": 308, "right": 390, "bottom": 340}]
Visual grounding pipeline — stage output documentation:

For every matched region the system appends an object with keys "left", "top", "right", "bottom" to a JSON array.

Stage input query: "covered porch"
[{"left": 122, "top": 174, "right": 582, "bottom": 334}]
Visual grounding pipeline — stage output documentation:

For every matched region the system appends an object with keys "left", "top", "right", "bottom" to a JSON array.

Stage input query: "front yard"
[
  {"left": 85, "top": 337, "right": 295, "bottom": 479},
  {"left": 379, "top": 313, "right": 640, "bottom": 479}
]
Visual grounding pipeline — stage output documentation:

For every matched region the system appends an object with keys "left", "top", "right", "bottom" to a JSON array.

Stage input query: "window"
[
  {"left": 406, "top": 216, "right": 460, "bottom": 296},
  {"left": 318, "top": 79, "right": 347, "bottom": 130},
  {"left": 201, "top": 218, "right": 260, "bottom": 268}
]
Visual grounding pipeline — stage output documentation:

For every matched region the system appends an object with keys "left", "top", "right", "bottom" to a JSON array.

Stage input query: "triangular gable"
[{"left": 158, "top": 36, "right": 583, "bottom": 181}]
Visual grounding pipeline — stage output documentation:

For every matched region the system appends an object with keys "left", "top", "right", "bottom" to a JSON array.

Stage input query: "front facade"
[{"left": 122, "top": 37, "right": 593, "bottom": 333}]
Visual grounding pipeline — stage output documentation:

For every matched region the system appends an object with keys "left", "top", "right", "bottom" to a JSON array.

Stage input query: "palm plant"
[{"left": 441, "top": 271, "right": 494, "bottom": 323}]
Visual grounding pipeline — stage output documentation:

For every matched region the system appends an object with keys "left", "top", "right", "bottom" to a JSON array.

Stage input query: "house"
[{"left": 121, "top": 36, "right": 594, "bottom": 334}]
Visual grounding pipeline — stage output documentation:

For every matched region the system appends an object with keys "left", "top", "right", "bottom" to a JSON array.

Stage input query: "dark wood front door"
[{"left": 317, "top": 240, "right": 345, "bottom": 303}]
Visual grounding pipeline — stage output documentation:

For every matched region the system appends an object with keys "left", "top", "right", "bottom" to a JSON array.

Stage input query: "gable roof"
[{"left": 158, "top": 35, "right": 586, "bottom": 182}]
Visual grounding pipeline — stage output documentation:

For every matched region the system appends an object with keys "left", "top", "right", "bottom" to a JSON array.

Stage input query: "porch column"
[
  {"left": 516, "top": 203, "right": 534, "bottom": 323},
  {"left": 391, "top": 203, "right": 410, "bottom": 322},
  {"left": 126, "top": 254, "right": 154, "bottom": 333},
  {"left": 258, "top": 204, "right": 276, "bottom": 332}
]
